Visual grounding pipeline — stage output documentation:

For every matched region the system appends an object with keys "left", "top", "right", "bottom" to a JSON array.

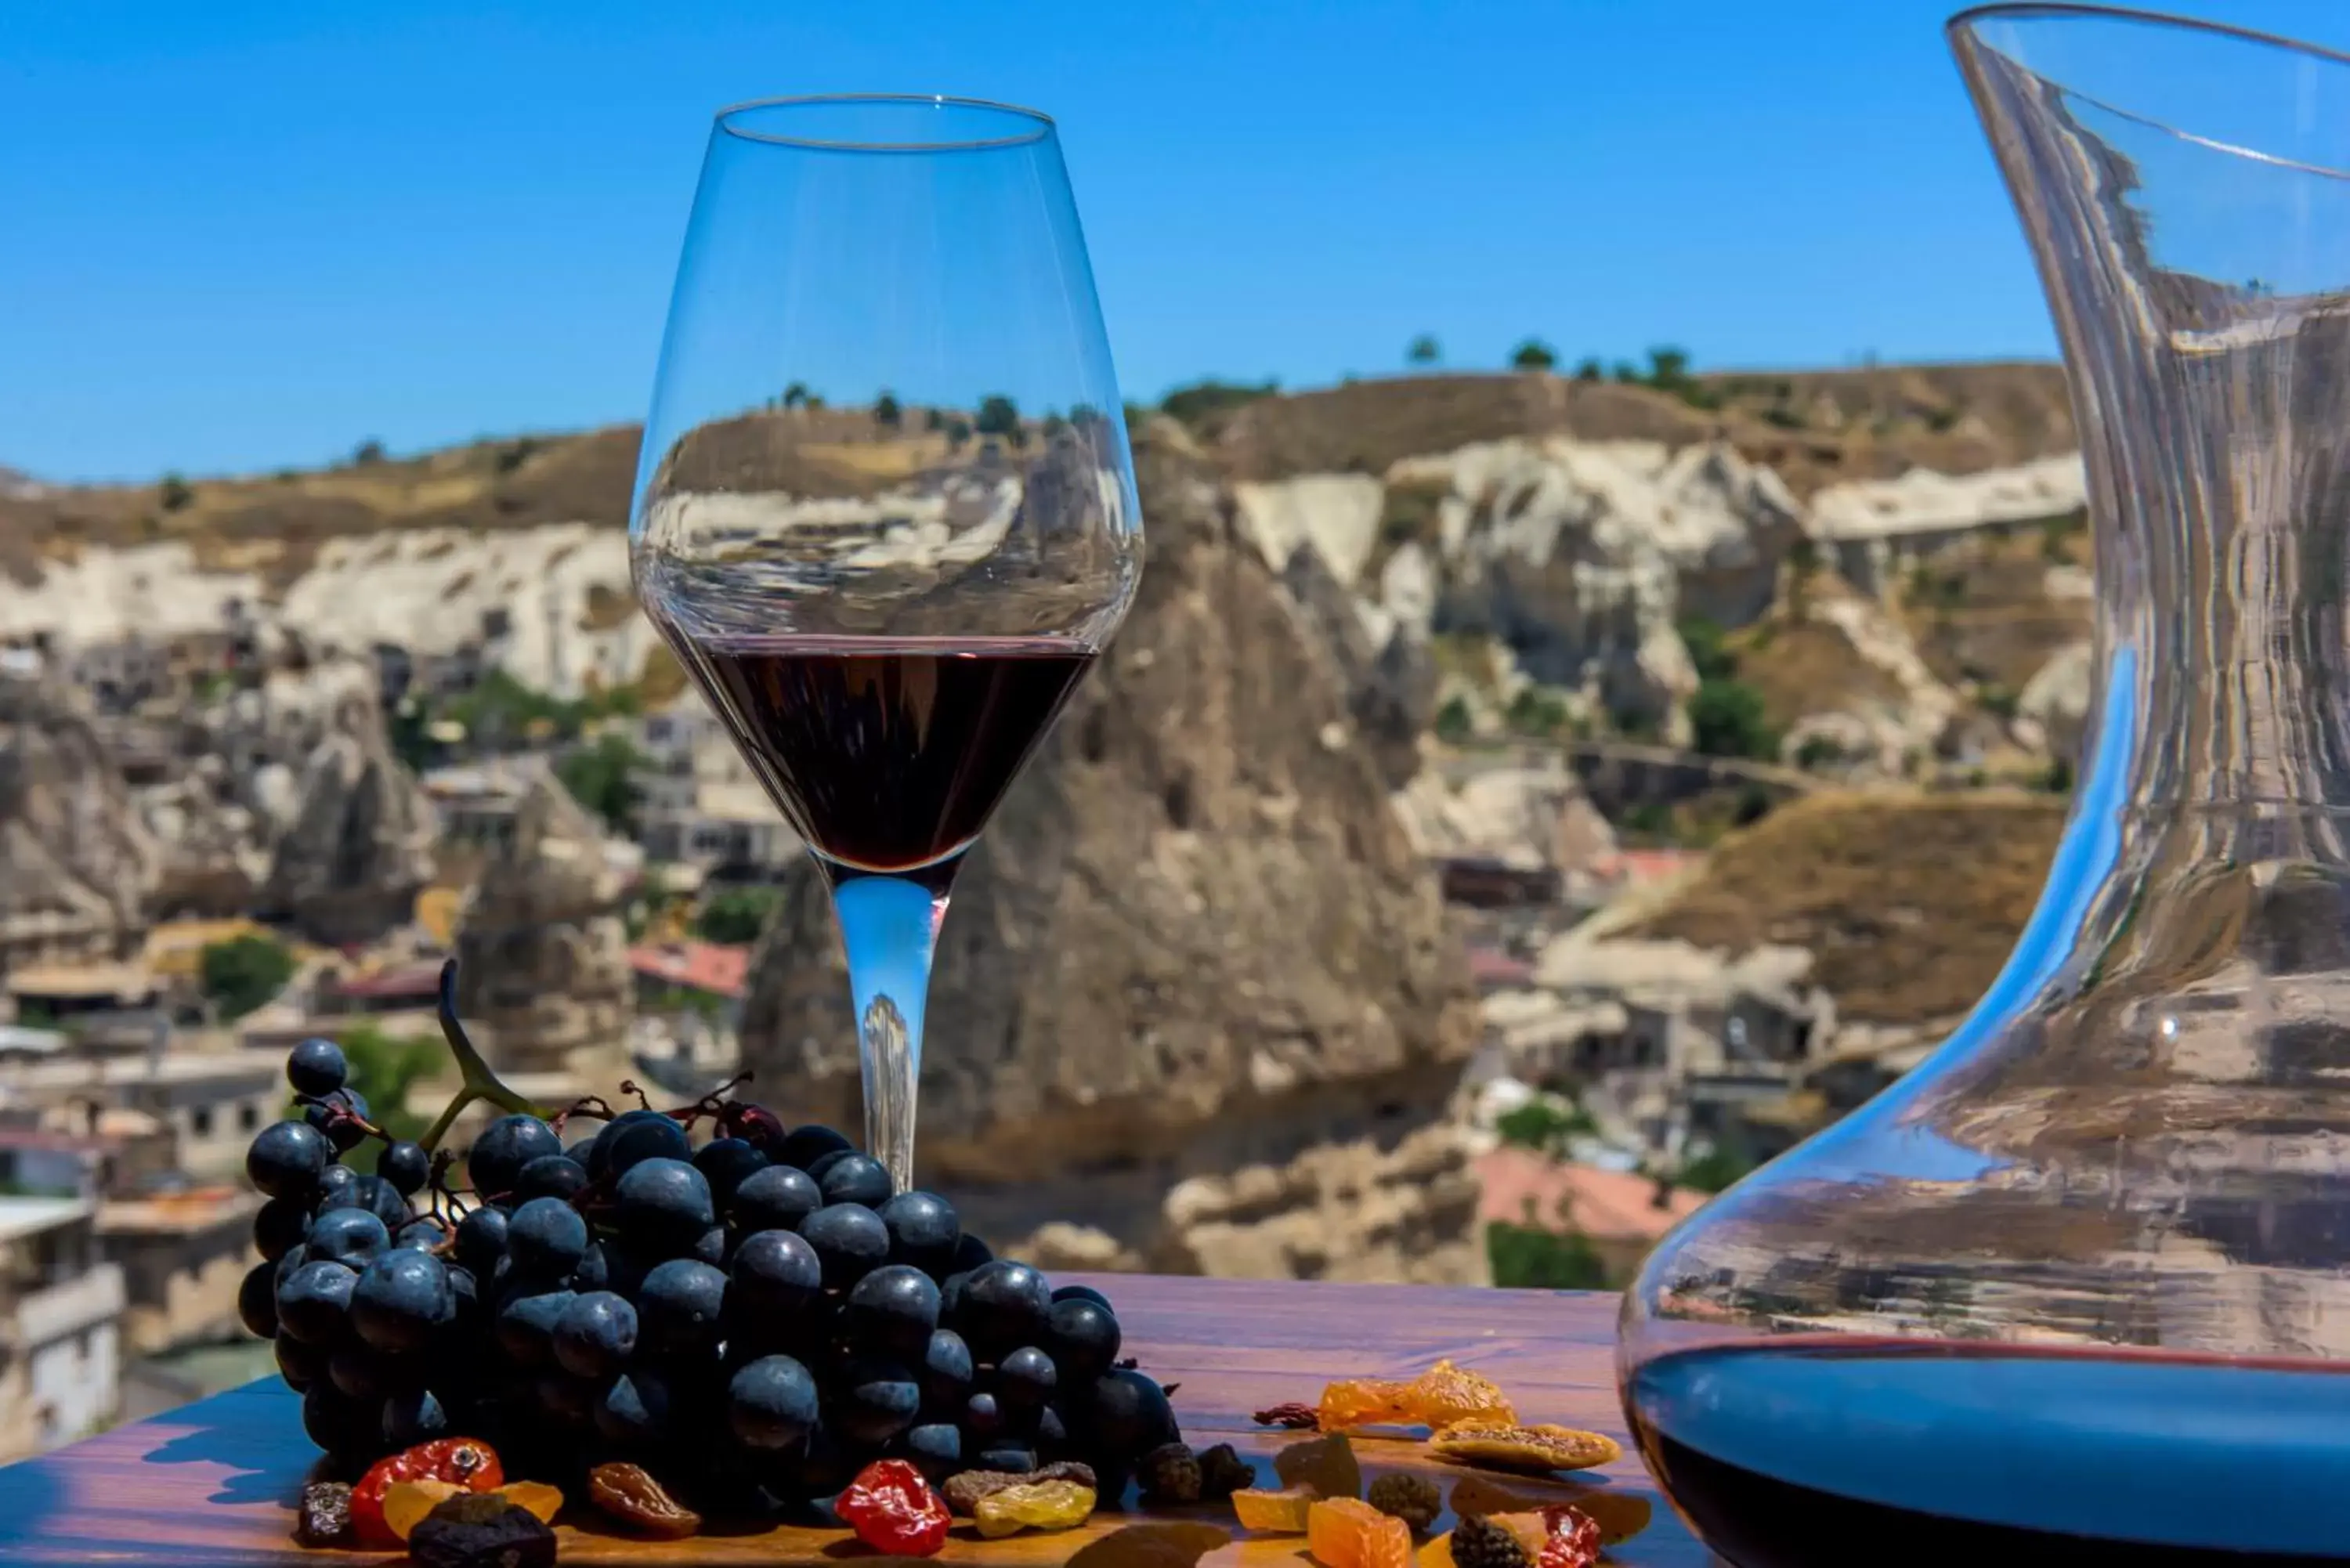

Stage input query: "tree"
[
  {"left": 873, "top": 391, "right": 902, "bottom": 428},
  {"left": 333, "top": 1024, "right": 443, "bottom": 1144},
  {"left": 1487, "top": 1206, "right": 1613, "bottom": 1290},
  {"left": 351, "top": 439, "right": 386, "bottom": 466},
  {"left": 556, "top": 732, "right": 648, "bottom": 833},
  {"left": 974, "top": 394, "right": 1021, "bottom": 438},
  {"left": 1572, "top": 357, "right": 1603, "bottom": 382},
  {"left": 1646, "top": 345, "right": 1692, "bottom": 387},
  {"left": 696, "top": 885, "right": 784, "bottom": 945},
  {"left": 1510, "top": 339, "right": 1557, "bottom": 372},
  {"left": 199, "top": 934, "right": 298, "bottom": 1021},
  {"left": 1406, "top": 334, "right": 1441, "bottom": 367},
  {"left": 1688, "top": 677, "right": 1776, "bottom": 760},
  {"left": 782, "top": 381, "right": 809, "bottom": 410},
  {"left": 159, "top": 473, "right": 194, "bottom": 511},
  {"left": 924, "top": 406, "right": 945, "bottom": 432},
  {"left": 945, "top": 417, "right": 972, "bottom": 452},
  {"left": 1676, "top": 616, "right": 1737, "bottom": 682}
]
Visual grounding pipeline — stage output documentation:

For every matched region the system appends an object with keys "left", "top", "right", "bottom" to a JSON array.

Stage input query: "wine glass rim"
[
  {"left": 1947, "top": 2, "right": 2350, "bottom": 75},
  {"left": 712, "top": 93, "right": 1056, "bottom": 153}
]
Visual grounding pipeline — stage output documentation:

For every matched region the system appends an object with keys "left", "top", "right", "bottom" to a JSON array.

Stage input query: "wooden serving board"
[{"left": 0, "top": 1277, "right": 1704, "bottom": 1567}]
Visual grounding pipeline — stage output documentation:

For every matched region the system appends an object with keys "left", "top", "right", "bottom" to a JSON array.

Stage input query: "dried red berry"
[
  {"left": 1253, "top": 1401, "right": 1321, "bottom": 1429},
  {"left": 1535, "top": 1506, "right": 1603, "bottom": 1568},
  {"left": 351, "top": 1438, "right": 504, "bottom": 1547},
  {"left": 837, "top": 1458, "right": 951, "bottom": 1556}
]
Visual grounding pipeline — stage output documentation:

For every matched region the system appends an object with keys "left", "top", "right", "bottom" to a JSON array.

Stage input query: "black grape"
[
  {"left": 921, "top": 1328, "right": 974, "bottom": 1410},
  {"left": 468, "top": 1113, "right": 562, "bottom": 1198},
  {"left": 944, "top": 1232, "right": 994, "bottom": 1274},
  {"left": 596, "top": 1368, "right": 679, "bottom": 1446},
  {"left": 843, "top": 1264, "right": 939, "bottom": 1360},
  {"left": 350, "top": 1249, "right": 457, "bottom": 1354},
  {"left": 1050, "top": 1282, "right": 1113, "bottom": 1309},
  {"left": 330, "top": 1346, "right": 414, "bottom": 1400},
  {"left": 899, "top": 1422, "right": 961, "bottom": 1479},
  {"left": 376, "top": 1140, "right": 431, "bottom": 1196},
  {"left": 382, "top": 1387, "right": 450, "bottom": 1447},
  {"left": 351, "top": 1175, "right": 410, "bottom": 1230},
  {"left": 729, "top": 1230, "right": 822, "bottom": 1317},
  {"left": 955, "top": 1259, "right": 1052, "bottom": 1360},
  {"left": 996, "top": 1346, "right": 1058, "bottom": 1410},
  {"left": 237, "top": 1260, "right": 280, "bottom": 1339},
  {"left": 538, "top": 1371, "right": 598, "bottom": 1428},
  {"left": 1083, "top": 1367, "right": 1180, "bottom": 1460},
  {"left": 508, "top": 1197, "right": 590, "bottom": 1277},
  {"left": 254, "top": 1195, "right": 313, "bottom": 1261},
  {"left": 276, "top": 1259, "right": 359, "bottom": 1346},
  {"left": 964, "top": 1389, "right": 1006, "bottom": 1440},
  {"left": 246, "top": 1120, "right": 332, "bottom": 1199},
  {"left": 301, "top": 1383, "right": 383, "bottom": 1460},
  {"left": 727, "top": 1354, "right": 819, "bottom": 1449},
  {"left": 453, "top": 1206, "right": 509, "bottom": 1275},
  {"left": 728, "top": 1165, "right": 822, "bottom": 1234},
  {"left": 636, "top": 1259, "right": 728, "bottom": 1357},
  {"left": 777, "top": 1124, "right": 853, "bottom": 1170},
  {"left": 616, "top": 1158, "right": 715, "bottom": 1253},
  {"left": 693, "top": 1136, "right": 769, "bottom": 1208},
  {"left": 587, "top": 1109, "right": 690, "bottom": 1180},
  {"left": 1045, "top": 1295, "right": 1123, "bottom": 1384},
  {"left": 287, "top": 1037, "right": 348, "bottom": 1097},
  {"left": 804, "top": 1148, "right": 855, "bottom": 1184},
  {"left": 976, "top": 1443, "right": 1039, "bottom": 1474},
  {"left": 275, "top": 1334, "right": 326, "bottom": 1390},
  {"left": 514, "top": 1153, "right": 588, "bottom": 1204},
  {"left": 835, "top": 1355, "right": 920, "bottom": 1447},
  {"left": 551, "top": 1291, "right": 638, "bottom": 1380},
  {"left": 311, "top": 1164, "right": 361, "bottom": 1213},
  {"left": 494, "top": 1289, "right": 575, "bottom": 1367},
  {"left": 877, "top": 1190, "right": 960, "bottom": 1277},
  {"left": 304, "top": 1089, "right": 372, "bottom": 1153},
  {"left": 816, "top": 1153, "right": 892, "bottom": 1209},
  {"left": 690, "top": 1226, "right": 728, "bottom": 1266},
  {"left": 393, "top": 1216, "right": 452, "bottom": 1252},
  {"left": 797, "top": 1203, "right": 889, "bottom": 1289}
]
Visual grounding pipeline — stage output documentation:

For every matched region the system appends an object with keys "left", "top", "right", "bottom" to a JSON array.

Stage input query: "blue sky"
[{"left": 4, "top": 0, "right": 2346, "bottom": 482}]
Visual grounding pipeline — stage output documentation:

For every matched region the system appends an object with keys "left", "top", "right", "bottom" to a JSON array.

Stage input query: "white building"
[
  {"left": 0, "top": 1196, "right": 126, "bottom": 1460},
  {"left": 633, "top": 704, "right": 799, "bottom": 873}
]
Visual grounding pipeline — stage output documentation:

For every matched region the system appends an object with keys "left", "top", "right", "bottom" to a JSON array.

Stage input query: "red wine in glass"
[{"left": 681, "top": 634, "right": 1096, "bottom": 894}]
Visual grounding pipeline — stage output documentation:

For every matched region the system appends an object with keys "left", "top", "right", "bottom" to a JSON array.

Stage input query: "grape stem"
[{"left": 418, "top": 959, "right": 548, "bottom": 1154}]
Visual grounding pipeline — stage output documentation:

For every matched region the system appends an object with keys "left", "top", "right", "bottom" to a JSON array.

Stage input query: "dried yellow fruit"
[
  {"left": 1404, "top": 1361, "right": 1516, "bottom": 1429},
  {"left": 1429, "top": 1422, "right": 1621, "bottom": 1474},
  {"left": 1233, "top": 1484, "right": 1320, "bottom": 1533},
  {"left": 381, "top": 1479, "right": 464, "bottom": 1541}
]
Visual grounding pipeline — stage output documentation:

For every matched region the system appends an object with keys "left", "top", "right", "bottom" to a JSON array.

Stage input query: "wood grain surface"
[{"left": 0, "top": 1277, "right": 1708, "bottom": 1567}]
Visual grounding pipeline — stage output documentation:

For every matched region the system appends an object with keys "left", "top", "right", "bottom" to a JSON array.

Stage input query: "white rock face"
[
  {"left": 0, "top": 524, "right": 653, "bottom": 699},
  {"left": 1232, "top": 474, "right": 1386, "bottom": 589},
  {"left": 1811, "top": 453, "right": 2088, "bottom": 596},
  {"left": 2016, "top": 638, "right": 2094, "bottom": 765},
  {"left": 1390, "top": 757, "right": 1617, "bottom": 873}
]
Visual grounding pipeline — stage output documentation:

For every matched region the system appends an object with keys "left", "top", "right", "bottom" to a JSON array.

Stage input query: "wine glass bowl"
[{"left": 630, "top": 95, "right": 1141, "bottom": 1190}]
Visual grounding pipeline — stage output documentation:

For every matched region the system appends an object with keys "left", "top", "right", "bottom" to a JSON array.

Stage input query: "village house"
[{"left": 0, "top": 1195, "right": 126, "bottom": 1461}]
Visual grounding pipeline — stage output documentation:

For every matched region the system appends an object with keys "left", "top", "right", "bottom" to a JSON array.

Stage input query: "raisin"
[
  {"left": 1195, "top": 1443, "right": 1256, "bottom": 1500},
  {"left": 295, "top": 1480, "right": 352, "bottom": 1547},
  {"left": 1137, "top": 1442, "right": 1202, "bottom": 1504},
  {"left": 944, "top": 1461, "right": 1099, "bottom": 1515},
  {"left": 837, "top": 1458, "right": 951, "bottom": 1556},
  {"left": 974, "top": 1478, "right": 1098, "bottom": 1537},
  {"left": 1253, "top": 1401, "right": 1320, "bottom": 1429},
  {"left": 407, "top": 1497, "right": 556, "bottom": 1568},
  {"left": 1306, "top": 1495, "right": 1412, "bottom": 1568},
  {"left": 588, "top": 1461, "right": 702, "bottom": 1539},
  {"left": 1272, "top": 1431, "right": 1361, "bottom": 1500},
  {"left": 1365, "top": 1473, "right": 1441, "bottom": 1532}
]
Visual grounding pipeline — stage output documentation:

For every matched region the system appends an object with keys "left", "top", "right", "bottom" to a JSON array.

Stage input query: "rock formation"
[
  {"left": 251, "top": 661, "right": 439, "bottom": 948},
  {"left": 454, "top": 769, "right": 634, "bottom": 1089},
  {"left": 739, "top": 418, "right": 1485, "bottom": 1283},
  {"left": 0, "top": 671, "right": 157, "bottom": 971}
]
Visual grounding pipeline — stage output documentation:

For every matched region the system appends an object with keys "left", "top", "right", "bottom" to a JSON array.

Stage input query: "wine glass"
[{"left": 629, "top": 96, "right": 1141, "bottom": 1190}]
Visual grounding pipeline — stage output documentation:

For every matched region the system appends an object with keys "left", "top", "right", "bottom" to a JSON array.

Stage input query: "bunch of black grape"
[{"left": 237, "top": 1035, "right": 1178, "bottom": 1509}]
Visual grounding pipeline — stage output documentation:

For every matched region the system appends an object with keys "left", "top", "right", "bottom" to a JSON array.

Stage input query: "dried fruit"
[
  {"left": 1364, "top": 1472, "right": 1441, "bottom": 1531},
  {"left": 1428, "top": 1422, "right": 1620, "bottom": 1474},
  {"left": 1316, "top": 1377, "right": 1412, "bottom": 1431},
  {"left": 295, "top": 1480, "right": 353, "bottom": 1547},
  {"left": 1535, "top": 1506, "right": 1603, "bottom": 1568},
  {"left": 350, "top": 1437, "right": 504, "bottom": 1546},
  {"left": 837, "top": 1458, "right": 951, "bottom": 1556},
  {"left": 974, "top": 1479, "right": 1098, "bottom": 1537},
  {"left": 1306, "top": 1495, "right": 1412, "bottom": 1568},
  {"left": 588, "top": 1461, "right": 702, "bottom": 1539},
  {"left": 1253, "top": 1401, "right": 1321, "bottom": 1429},
  {"left": 407, "top": 1495, "right": 556, "bottom": 1568},
  {"left": 1138, "top": 1441, "right": 1202, "bottom": 1503},
  {"left": 1443, "top": 1482, "right": 1649, "bottom": 1547},
  {"left": 1231, "top": 1483, "right": 1318, "bottom": 1533},
  {"left": 943, "top": 1461, "right": 1100, "bottom": 1515},
  {"left": 1402, "top": 1361, "right": 1516, "bottom": 1429},
  {"left": 382, "top": 1479, "right": 465, "bottom": 1541},
  {"left": 1195, "top": 1443, "right": 1256, "bottom": 1500},
  {"left": 1272, "top": 1430, "right": 1361, "bottom": 1499},
  {"left": 498, "top": 1482, "right": 566, "bottom": 1526},
  {"left": 1448, "top": 1514, "right": 1535, "bottom": 1568}
]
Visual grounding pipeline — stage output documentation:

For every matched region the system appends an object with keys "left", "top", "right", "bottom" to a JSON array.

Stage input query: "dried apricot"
[
  {"left": 1274, "top": 1430, "right": 1362, "bottom": 1499},
  {"left": 1231, "top": 1484, "right": 1318, "bottom": 1533},
  {"left": 1308, "top": 1496, "right": 1412, "bottom": 1568},
  {"left": 382, "top": 1479, "right": 465, "bottom": 1541},
  {"left": 1429, "top": 1422, "right": 1620, "bottom": 1474},
  {"left": 497, "top": 1481, "right": 565, "bottom": 1526},
  {"left": 1318, "top": 1377, "right": 1413, "bottom": 1430},
  {"left": 974, "top": 1479, "right": 1098, "bottom": 1538},
  {"left": 1402, "top": 1361, "right": 1515, "bottom": 1429}
]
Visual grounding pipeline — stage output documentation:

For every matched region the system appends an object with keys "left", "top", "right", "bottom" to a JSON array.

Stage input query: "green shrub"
[
  {"left": 1509, "top": 339, "right": 1557, "bottom": 372},
  {"left": 1406, "top": 334, "right": 1441, "bottom": 367},
  {"left": 1495, "top": 1098, "right": 1596, "bottom": 1155},
  {"left": 1572, "top": 357, "right": 1603, "bottom": 382},
  {"left": 1677, "top": 616, "right": 1737, "bottom": 682},
  {"left": 1689, "top": 678, "right": 1776, "bottom": 760},
  {"left": 1677, "top": 1147, "right": 1755, "bottom": 1194},
  {"left": 1434, "top": 695, "right": 1474, "bottom": 742},
  {"left": 974, "top": 395, "right": 1021, "bottom": 437},
  {"left": 331, "top": 1024, "right": 442, "bottom": 1144},
  {"left": 1505, "top": 686, "right": 1570, "bottom": 736},
  {"left": 873, "top": 392, "right": 902, "bottom": 428},
  {"left": 556, "top": 733, "right": 648, "bottom": 833},
  {"left": 696, "top": 885, "right": 784, "bottom": 945},
  {"left": 199, "top": 934, "right": 296, "bottom": 1021},
  {"left": 1488, "top": 1212, "right": 1614, "bottom": 1290},
  {"left": 159, "top": 473, "right": 194, "bottom": 511},
  {"left": 1158, "top": 380, "right": 1278, "bottom": 428}
]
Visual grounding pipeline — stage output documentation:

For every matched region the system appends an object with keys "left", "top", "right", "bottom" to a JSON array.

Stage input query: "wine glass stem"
[{"left": 830, "top": 873, "right": 943, "bottom": 1192}]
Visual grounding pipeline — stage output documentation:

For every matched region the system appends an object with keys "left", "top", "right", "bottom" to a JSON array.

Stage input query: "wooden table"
[{"left": 0, "top": 1277, "right": 1707, "bottom": 1566}]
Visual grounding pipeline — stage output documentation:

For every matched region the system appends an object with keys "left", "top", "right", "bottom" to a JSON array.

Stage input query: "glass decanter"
[{"left": 1620, "top": 8, "right": 2350, "bottom": 1564}]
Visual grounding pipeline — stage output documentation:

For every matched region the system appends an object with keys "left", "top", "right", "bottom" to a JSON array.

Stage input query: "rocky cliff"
[
  {"left": 737, "top": 418, "right": 1485, "bottom": 1282},
  {"left": 0, "top": 674, "right": 157, "bottom": 968}
]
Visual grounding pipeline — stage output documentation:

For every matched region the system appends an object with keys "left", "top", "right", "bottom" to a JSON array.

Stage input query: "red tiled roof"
[
  {"left": 1475, "top": 1148, "right": 1708, "bottom": 1242},
  {"left": 1466, "top": 948, "right": 1535, "bottom": 986},
  {"left": 326, "top": 963, "right": 444, "bottom": 1001},
  {"left": 628, "top": 942, "right": 750, "bottom": 1001}
]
